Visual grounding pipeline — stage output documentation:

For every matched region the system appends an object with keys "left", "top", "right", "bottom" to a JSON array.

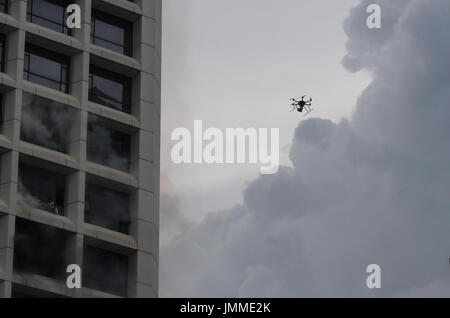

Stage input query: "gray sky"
[
  {"left": 160, "top": 0, "right": 450, "bottom": 297},
  {"left": 162, "top": 0, "right": 370, "bottom": 224}
]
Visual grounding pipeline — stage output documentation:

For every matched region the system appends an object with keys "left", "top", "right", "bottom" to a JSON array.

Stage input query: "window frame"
[
  {"left": 91, "top": 9, "right": 133, "bottom": 57},
  {"left": 84, "top": 182, "right": 131, "bottom": 234},
  {"left": 26, "top": 0, "right": 72, "bottom": 36},
  {"left": 89, "top": 65, "right": 132, "bottom": 114},
  {"left": 86, "top": 116, "right": 132, "bottom": 172},
  {"left": 20, "top": 92, "right": 76, "bottom": 154},
  {"left": 0, "top": 0, "right": 8, "bottom": 14},
  {"left": 24, "top": 43, "right": 71, "bottom": 93},
  {"left": 18, "top": 162, "right": 66, "bottom": 216},
  {"left": 0, "top": 34, "right": 5, "bottom": 73}
]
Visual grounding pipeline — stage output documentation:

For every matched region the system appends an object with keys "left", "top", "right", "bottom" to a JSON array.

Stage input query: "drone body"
[{"left": 290, "top": 96, "right": 313, "bottom": 115}]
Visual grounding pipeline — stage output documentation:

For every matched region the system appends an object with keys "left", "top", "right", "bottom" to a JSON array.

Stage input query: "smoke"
[
  {"left": 21, "top": 92, "right": 75, "bottom": 153},
  {"left": 16, "top": 181, "right": 45, "bottom": 214},
  {"left": 82, "top": 245, "right": 129, "bottom": 297},
  {"left": 160, "top": 0, "right": 450, "bottom": 297},
  {"left": 87, "top": 115, "right": 131, "bottom": 172},
  {"left": 14, "top": 218, "right": 70, "bottom": 281},
  {"left": 85, "top": 183, "right": 130, "bottom": 234}
]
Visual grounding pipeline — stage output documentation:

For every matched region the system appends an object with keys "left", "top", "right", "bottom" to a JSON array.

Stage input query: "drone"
[{"left": 290, "top": 96, "right": 313, "bottom": 115}]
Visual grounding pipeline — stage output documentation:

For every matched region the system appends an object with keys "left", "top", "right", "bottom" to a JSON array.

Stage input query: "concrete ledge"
[
  {"left": 0, "top": 12, "right": 19, "bottom": 33},
  {"left": 88, "top": 101, "right": 140, "bottom": 128},
  {"left": 86, "top": 161, "right": 139, "bottom": 188},
  {"left": 12, "top": 273, "right": 75, "bottom": 298},
  {"left": 0, "top": 135, "right": 13, "bottom": 151},
  {"left": 19, "top": 141, "right": 79, "bottom": 171},
  {"left": 23, "top": 81, "right": 81, "bottom": 110},
  {"left": 15, "top": 206, "right": 77, "bottom": 233},
  {"left": 90, "top": 44, "right": 141, "bottom": 75},
  {"left": 0, "top": 72, "right": 17, "bottom": 90},
  {"left": 81, "top": 286, "right": 122, "bottom": 298},
  {"left": 84, "top": 223, "right": 137, "bottom": 250},
  {"left": 25, "top": 22, "right": 83, "bottom": 55},
  {"left": 92, "top": 0, "right": 142, "bottom": 21},
  {"left": 0, "top": 199, "right": 9, "bottom": 215}
]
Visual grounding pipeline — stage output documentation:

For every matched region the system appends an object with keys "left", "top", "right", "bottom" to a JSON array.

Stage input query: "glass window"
[
  {"left": 0, "top": 34, "right": 5, "bottom": 72},
  {"left": 0, "top": 0, "right": 8, "bottom": 13},
  {"left": 0, "top": 95, "right": 3, "bottom": 132},
  {"left": 18, "top": 162, "right": 66, "bottom": 215},
  {"left": 89, "top": 66, "right": 131, "bottom": 113},
  {"left": 27, "top": 0, "right": 71, "bottom": 35},
  {"left": 14, "top": 218, "right": 71, "bottom": 281},
  {"left": 21, "top": 92, "right": 76, "bottom": 153},
  {"left": 91, "top": 10, "right": 132, "bottom": 56},
  {"left": 87, "top": 115, "right": 131, "bottom": 172},
  {"left": 12, "top": 285, "right": 67, "bottom": 298},
  {"left": 85, "top": 182, "right": 130, "bottom": 234},
  {"left": 24, "top": 44, "right": 70, "bottom": 93},
  {"left": 83, "top": 245, "right": 128, "bottom": 297}
]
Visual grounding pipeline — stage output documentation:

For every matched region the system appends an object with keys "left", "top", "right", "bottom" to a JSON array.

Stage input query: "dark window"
[
  {"left": 83, "top": 246, "right": 128, "bottom": 297},
  {"left": 91, "top": 10, "right": 132, "bottom": 56},
  {"left": 85, "top": 183, "right": 130, "bottom": 234},
  {"left": 14, "top": 218, "right": 71, "bottom": 280},
  {"left": 12, "top": 284, "right": 67, "bottom": 298},
  {"left": 89, "top": 66, "right": 131, "bottom": 113},
  {"left": 0, "top": 0, "right": 8, "bottom": 13},
  {"left": 27, "top": 0, "right": 71, "bottom": 35},
  {"left": 21, "top": 92, "right": 76, "bottom": 153},
  {"left": 0, "top": 34, "right": 5, "bottom": 72},
  {"left": 0, "top": 95, "right": 3, "bottom": 131},
  {"left": 18, "top": 162, "right": 66, "bottom": 215},
  {"left": 87, "top": 115, "right": 131, "bottom": 172},
  {"left": 24, "top": 44, "right": 70, "bottom": 93}
]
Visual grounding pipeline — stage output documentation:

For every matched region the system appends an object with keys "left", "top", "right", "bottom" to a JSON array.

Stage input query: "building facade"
[{"left": 0, "top": 0, "right": 161, "bottom": 298}]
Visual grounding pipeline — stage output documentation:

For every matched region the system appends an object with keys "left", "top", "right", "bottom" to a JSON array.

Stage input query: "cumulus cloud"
[{"left": 160, "top": 0, "right": 450, "bottom": 297}]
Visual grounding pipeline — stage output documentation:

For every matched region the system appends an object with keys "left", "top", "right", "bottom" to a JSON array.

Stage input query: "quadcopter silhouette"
[{"left": 290, "top": 96, "right": 313, "bottom": 115}]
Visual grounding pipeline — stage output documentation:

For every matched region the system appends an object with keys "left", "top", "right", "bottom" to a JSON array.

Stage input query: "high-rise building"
[{"left": 0, "top": 0, "right": 161, "bottom": 298}]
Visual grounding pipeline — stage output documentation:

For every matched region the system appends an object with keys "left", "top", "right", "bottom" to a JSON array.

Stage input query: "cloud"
[{"left": 160, "top": 0, "right": 450, "bottom": 297}]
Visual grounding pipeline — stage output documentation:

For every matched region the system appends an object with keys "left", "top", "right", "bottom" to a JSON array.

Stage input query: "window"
[
  {"left": 14, "top": 218, "right": 71, "bottom": 281},
  {"left": 0, "top": 0, "right": 7, "bottom": 13},
  {"left": 89, "top": 66, "right": 131, "bottom": 113},
  {"left": 27, "top": 0, "right": 71, "bottom": 35},
  {"left": 24, "top": 44, "right": 70, "bottom": 93},
  {"left": 21, "top": 93, "right": 76, "bottom": 153},
  {"left": 87, "top": 115, "right": 131, "bottom": 172},
  {"left": 18, "top": 162, "right": 66, "bottom": 215},
  {"left": 12, "top": 284, "right": 67, "bottom": 298},
  {"left": 0, "top": 95, "right": 3, "bottom": 132},
  {"left": 85, "top": 182, "right": 130, "bottom": 234},
  {"left": 0, "top": 34, "right": 5, "bottom": 72},
  {"left": 83, "top": 245, "right": 128, "bottom": 297},
  {"left": 91, "top": 10, "right": 132, "bottom": 56}
]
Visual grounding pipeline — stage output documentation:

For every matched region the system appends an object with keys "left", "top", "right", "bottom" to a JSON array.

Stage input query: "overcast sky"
[
  {"left": 160, "top": 0, "right": 450, "bottom": 297},
  {"left": 162, "top": 0, "right": 370, "bottom": 223}
]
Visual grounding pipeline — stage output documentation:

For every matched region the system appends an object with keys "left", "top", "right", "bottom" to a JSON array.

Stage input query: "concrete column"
[
  {"left": 0, "top": 0, "right": 26, "bottom": 298},
  {"left": 0, "top": 215, "right": 15, "bottom": 297}
]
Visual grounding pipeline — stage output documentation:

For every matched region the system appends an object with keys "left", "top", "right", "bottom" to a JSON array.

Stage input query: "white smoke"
[{"left": 160, "top": 0, "right": 450, "bottom": 297}]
